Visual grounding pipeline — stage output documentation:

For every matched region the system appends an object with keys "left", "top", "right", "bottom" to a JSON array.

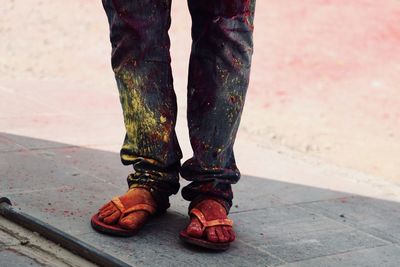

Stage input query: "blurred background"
[{"left": 1, "top": 0, "right": 399, "bottom": 182}]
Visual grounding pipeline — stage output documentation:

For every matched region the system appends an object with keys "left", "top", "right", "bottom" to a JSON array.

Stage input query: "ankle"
[
  {"left": 190, "top": 196, "right": 230, "bottom": 215},
  {"left": 127, "top": 185, "right": 171, "bottom": 213},
  {"left": 124, "top": 188, "right": 156, "bottom": 204}
]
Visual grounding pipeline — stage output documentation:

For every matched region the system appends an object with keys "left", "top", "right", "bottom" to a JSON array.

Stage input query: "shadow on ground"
[{"left": 1, "top": 132, "right": 400, "bottom": 267}]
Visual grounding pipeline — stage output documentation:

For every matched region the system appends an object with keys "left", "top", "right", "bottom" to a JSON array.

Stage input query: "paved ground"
[
  {"left": 1, "top": 0, "right": 400, "bottom": 266},
  {"left": 1, "top": 126, "right": 400, "bottom": 266},
  {"left": 1, "top": 92, "right": 400, "bottom": 267}
]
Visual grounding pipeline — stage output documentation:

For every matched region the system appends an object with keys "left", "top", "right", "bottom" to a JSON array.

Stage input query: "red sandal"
[
  {"left": 91, "top": 189, "right": 158, "bottom": 237},
  {"left": 179, "top": 207, "right": 234, "bottom": 251}
]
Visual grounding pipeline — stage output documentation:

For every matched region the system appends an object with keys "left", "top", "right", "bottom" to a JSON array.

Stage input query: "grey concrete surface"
[
  {"left": 0, "top": 249, "right": 43, "bottom": 267},
  {"left": 277, "top": 245, "right": 400, "bottom": 267},
  {"left": 0, "top": 217, "right": 96, "bottom": 267},
  {"left": 2, "top": 133, "right": 400, "bottom": 266}
]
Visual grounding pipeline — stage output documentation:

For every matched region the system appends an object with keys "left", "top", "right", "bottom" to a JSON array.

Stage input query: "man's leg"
[
  {"left": 96, "top": 0, "right": 182, "bottom": 230},
  {"left": 181, "top": 0, "right": 256, "bottom": 243}
]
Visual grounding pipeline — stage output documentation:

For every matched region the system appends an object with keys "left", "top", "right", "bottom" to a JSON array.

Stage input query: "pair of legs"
[{"left": 93, "top": 0, "right": 255, "bottom": 249}]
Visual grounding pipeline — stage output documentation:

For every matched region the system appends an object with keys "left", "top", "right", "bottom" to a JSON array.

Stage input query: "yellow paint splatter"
[
  {"left": 117, "top": 69, "right": 163, "bottom": 152},
  {"left": 160, "top": 115, "right": 166, "bottom": 123}
]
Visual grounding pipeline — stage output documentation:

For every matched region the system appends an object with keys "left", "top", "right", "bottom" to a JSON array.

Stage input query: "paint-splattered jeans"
[{"left": 102, "top": 0, "right": 255, "bottom": 212}]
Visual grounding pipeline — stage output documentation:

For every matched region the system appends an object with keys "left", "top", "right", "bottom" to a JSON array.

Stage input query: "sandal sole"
[
  {"left": 91, "top": 214, "right": 137, "bottom": 237},
  {"left": 179, "top": 230, "right": 230, "bottom": 251}
]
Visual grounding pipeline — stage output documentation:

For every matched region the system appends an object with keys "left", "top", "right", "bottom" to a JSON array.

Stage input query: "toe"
[
  {"left": 103, "top": 210, "right": 120, "bottom": 224},
  {"left": 100, "top": 204, "right": 115, "bottom": 214},
  {"left": 221, "top": 226, "right": 231, "bottom": 242},
  {"left": 98, "top": 208, "right": 116, "bottom": 220},
  {"left": 186, "top": 217, "right": 203, "bottom": 238},
  {"left": 226, "top": 227, "right": 236, "bottom": 241},
  {"left": 119, "top": 211, "right": 148, "bottom": 230},
  {"left": 206, "top": 226, "right": 219, "bottom": 243},
  {"left": 99, "top": 202, "right": 112, "bottom": 212},
  {"left": 215, "top": 226, "right": 229, "bottom": 243}
]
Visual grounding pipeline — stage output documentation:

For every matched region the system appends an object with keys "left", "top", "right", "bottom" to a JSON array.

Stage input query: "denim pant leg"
[
  {"left": 102, "top": 0, "right": 182, "bottom": 209},
  {"left": 181, "top": 0, "right": 256, "bottom": 213}
]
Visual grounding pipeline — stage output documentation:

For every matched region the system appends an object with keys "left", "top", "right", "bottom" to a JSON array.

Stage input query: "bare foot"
[
  {"left": 185, "top": 199, "right": 235, "bottom": 243},
  {"left": 97, "top": 188, "right": 156, "bottom": 230}
]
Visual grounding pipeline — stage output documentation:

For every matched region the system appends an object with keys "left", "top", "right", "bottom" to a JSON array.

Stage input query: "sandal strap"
[
  {"left": 123, "top": 203, "right": 157, "bottom": 215},
  {"left": 190, "top": 208, "right": 233, "bottom": 231},
  {"left": 111, "top": 197, "right": 157, "bottom": 216}
]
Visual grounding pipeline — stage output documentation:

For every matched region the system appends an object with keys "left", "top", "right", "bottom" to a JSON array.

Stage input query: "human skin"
[{"left": 97, "top": 189, "right": 235, "bottom": 242}]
